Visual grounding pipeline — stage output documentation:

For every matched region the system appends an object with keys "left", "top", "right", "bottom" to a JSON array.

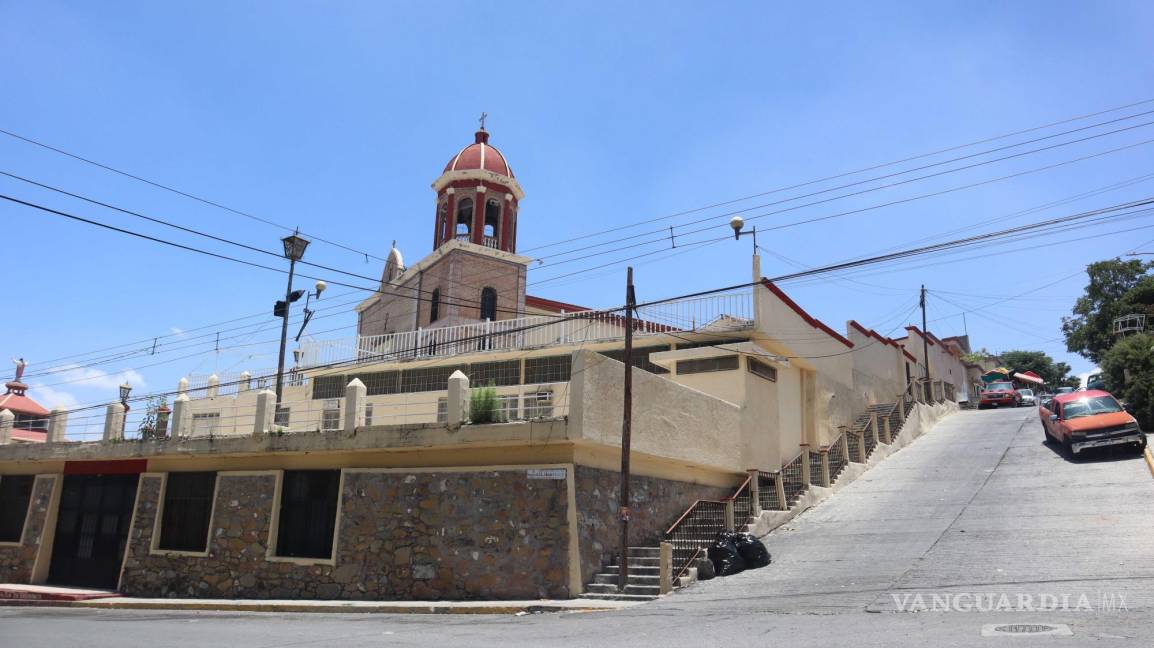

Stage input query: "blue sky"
[{"left": 2, "top": 0, "right": 1153, "bottom": 414}]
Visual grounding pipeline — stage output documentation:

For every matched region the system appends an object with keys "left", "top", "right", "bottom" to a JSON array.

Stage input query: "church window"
[
  {"left": 456, "top": 198, "right": 473, "bottom": 237},
  {"left": 438, "top": 201, "right": 448, "bottom": 239},
  {"left": 480, "top": 287, "right": 497, "bottom": 321},
  {"left": 484, "top": 198, "right": 501, "bottom": 239},
  {"left": 430, "top": 288, "right": 441, "bottom": 322}
]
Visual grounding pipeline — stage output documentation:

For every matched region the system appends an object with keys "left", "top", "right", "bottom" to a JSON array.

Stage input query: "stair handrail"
[{"left": 663, "top": 474, "right": 752, "bottom": 585}]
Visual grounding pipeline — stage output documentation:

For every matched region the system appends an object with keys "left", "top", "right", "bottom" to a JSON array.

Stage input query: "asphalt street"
[{"left": 3, "top": 407, "right": 1152, "bottom": 647}]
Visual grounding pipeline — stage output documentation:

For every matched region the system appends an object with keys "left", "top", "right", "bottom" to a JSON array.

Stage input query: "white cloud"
[
  {"left": 26, "top": 384, "right": 81, "bottom": 410},
  {"left": 42, "top": 365, "right": 147, "bottom": 391},
  {"left": 170, "top": 327, "right": 187, "bottom": 338}
]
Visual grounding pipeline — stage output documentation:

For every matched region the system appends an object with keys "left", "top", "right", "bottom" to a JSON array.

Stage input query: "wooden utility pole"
[
  {"left": 920, "top": 285, "right": 930, "bottom": 399},
  {"left": 618, "top": 267, "right": 636, "bottom": 592}
]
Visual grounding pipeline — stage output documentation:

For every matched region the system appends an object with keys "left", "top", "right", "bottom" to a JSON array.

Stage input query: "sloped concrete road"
[{"left": 3, "top": 407, "right": 1153, "bottom": 647}]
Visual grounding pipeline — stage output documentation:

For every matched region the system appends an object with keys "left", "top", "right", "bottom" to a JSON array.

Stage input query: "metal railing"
[
  {"left": 665, "top": 499, "right": 728, "bottom": 584},
  {"left": 781, "top": 451, "right": 807, "bottom": 508},
  {"left": 827, "top": 432, "right": 848, "bottom": 483},
  {"left": 846, "top": 428, "right": 864, "bottom": 464},
  {"left": 299, "top": 291, "right": 754, "bottom": 368},
  {"left": 757, "top": 470, "right": 783, "bottom": 511},
  {"left": 809, "top": 449, "right": 826, "bottom": 487}
]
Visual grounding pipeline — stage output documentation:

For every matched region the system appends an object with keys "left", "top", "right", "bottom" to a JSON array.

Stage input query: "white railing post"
[
  {"left": 206, "top": 374, "right": 220, "bottom": 399},
  {"left": 253, "top": 389, "right": 276, "bottom": 437},
  {"left": 344, "top": 378, "right": 366, "bottom": 433},
  {"left": 238, "top": 371, "right": 252, "bottom": 393},
  {"left": 104, "top": 403, "right": 125, "bottom": 441},
  {"left": 0, "top": 410, "right": 12, "bottom": 444},
  {"left": 47, "top": 407, "right": 68, "bottom": 443}
]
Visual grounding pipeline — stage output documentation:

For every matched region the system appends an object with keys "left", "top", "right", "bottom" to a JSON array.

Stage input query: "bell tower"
[{"left": 431, "top": 122, "right": 525, "bottom": 253}]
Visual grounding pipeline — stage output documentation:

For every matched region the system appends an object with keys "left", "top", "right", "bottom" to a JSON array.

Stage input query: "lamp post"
[
  {"left": 275, "top": 231, "right": 310, "bottom": 408},
  {"left": 729, "top": 215, "right": 757, "bottom": 252},
  {"left": 119, "top": 381, "right": 132, "bottom": 435}
]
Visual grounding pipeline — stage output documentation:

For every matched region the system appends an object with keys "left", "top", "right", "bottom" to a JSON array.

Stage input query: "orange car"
[{"left": 1039, "top": 389, "right": 1147, "bottom": 457}]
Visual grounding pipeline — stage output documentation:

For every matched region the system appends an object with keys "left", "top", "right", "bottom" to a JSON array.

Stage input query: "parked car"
[
  {"left": 979, "top": 381, "right": 1020, "bottom": 409},
  {"left": 1017, "top": 388, "right": 1037, "bottom": 407},
  {"left": 1039, "top": 389, "right": 1147, "bottom": 457},
  {"left": 1056, "top": 387, "right": 1075, "bottom": 395}
]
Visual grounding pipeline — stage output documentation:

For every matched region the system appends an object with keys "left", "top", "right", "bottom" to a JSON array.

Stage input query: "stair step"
[
  {"left": 607, "top": 556, "right": 660, "bottom": 566},
  {"left": 593, "top": 573, "right": 660, "bottom": 585},
  {"left": 627, "top": 546, "right": 661, "bottom": 557},
  {"left": 584, "top": 582, "right": 661, "bottom": 596},
  {"left": 579, "top": 592, "right": 659, "bottom": 602},
  {"left": 603, "top": 566, "right": 661, "bottom": 576}
]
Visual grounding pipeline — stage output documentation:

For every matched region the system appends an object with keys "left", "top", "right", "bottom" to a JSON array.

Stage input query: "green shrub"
[{"left": 469, "top": 384, "right": 500, "bottom": 424}]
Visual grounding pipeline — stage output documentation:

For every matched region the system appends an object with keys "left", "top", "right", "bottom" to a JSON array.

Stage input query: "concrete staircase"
[{"left": 582, "top": 547, "right": 686, "bottom": 601}]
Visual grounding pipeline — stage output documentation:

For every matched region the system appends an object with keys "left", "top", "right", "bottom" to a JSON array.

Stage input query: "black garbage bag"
[
  {"left": 707, "top": 531, "right": 746, "bottom": 576},
  {"left": 695, "top": 555, "right": 716, "bottom": 581},
  {"left": 733, "top": 532, "right": 771, "bottom": 569}
]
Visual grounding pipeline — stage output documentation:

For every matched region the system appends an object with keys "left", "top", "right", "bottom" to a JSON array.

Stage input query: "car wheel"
[
  {"left": 1043, "top": 426, "right": 1052, "bottom": 444},
  {"left": 1063, "top": 437, "right": 1076, "bottom": 459}
]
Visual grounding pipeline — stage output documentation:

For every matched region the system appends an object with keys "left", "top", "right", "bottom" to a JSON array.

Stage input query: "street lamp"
[
  {"left": 119, "top": 381, "right": 131, "bottom": 434},
  {"left": 729, "top": 215, "right": 757, "bottom": 252},
  {"left": 275, "top": 231, "right": 310, "bottom": 408}
]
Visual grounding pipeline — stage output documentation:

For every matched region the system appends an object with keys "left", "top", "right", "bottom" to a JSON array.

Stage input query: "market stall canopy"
[
  {"left": 1013, "top": 371, "right": 1045, "bottom": 385},
  {"left": 981, "top": 368, "right": 1011, "bottom": 383}
]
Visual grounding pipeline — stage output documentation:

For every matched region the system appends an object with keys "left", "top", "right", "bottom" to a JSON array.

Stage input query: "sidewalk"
[{"left": 0, "top": 586, "right": 641, "bottom": 615}]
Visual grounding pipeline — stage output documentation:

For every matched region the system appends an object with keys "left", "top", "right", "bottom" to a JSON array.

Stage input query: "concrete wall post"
[
  {"left": 171, "top": 394, "right": 191, "bottom": 438},
  {"left": 103, "top": 403, "right": 125, "bottom": 441},
  {"left": 659, "top": 541, "right": 673, "bottom": 594},
  {"left": 0, "top": 409, "right": 12, "bottom": 444},
  {"left": 724, "top": 499, "right": 735, "bottom": 531},
  {"left": 344, "top": 378, "right": 366, "bottom": 433},
  {"left": 447, "top": 370, "right": 470, "bottom": 426},
  {"left": 177, "top": 377, "right": 189, "bottom": 396},
  {"left": 774, "top": 473, "right": 787, "bottom": 511},
  {"left": 820, "top": 449, "right": 831, "bottom": 487},
  {"left": 747, "top": 469, "right": 761, "bottom": 516},
  {"left": 238, "top": 371, "right": 252, "bottom": 393},
  {"left": 253, "top": 389, "right": 276, "bottom": 437},
  {"left": 869, "top": 413, "right": 880, "bottom": 448},
  {"left": 47, "top": 407, "right": 68, "bottom": 443},
  {"left": 882, "top": 416, "right": 893, "bottom": 444},
  {"left": 206, "top": 374, "right": 220, "bottom": 399}
]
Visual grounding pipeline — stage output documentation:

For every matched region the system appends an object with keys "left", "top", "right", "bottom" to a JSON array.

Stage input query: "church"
[{"left": 0, "top": 124, "right": 967, "bottom": 602}]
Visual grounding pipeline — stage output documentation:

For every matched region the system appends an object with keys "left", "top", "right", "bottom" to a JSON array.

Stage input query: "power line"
[{"left": 520, "top": 97, "right": 1154, "bottom": 253}]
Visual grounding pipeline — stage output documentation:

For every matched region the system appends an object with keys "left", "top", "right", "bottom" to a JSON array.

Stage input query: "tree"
[
  {"left": 999, "top": 350, "right": 1072, "bottom": 387},
  {"left": 1062, "top": 258, "right": 1153, "bottom": 363},
  {"left": 1099, "top": 333, "right": 1154, "bottom": 429}
]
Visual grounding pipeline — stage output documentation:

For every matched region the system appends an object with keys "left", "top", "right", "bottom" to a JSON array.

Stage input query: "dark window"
[
  {"left": 274, "top": 406, "right": 290, "bottom": 428},
  {"left": 276, "top": 470, "right": 341, "bottom": 559},
  {"left": 468, "top": 360, "right": 522, "bottom": 386},
  {"left": 400, "top": 365, "right": 464, "bottom": 393},
  {"left": 747, "top": 357, "right": 778, "bottom": 381},
  {"left": 311, "top": 375, "right": 346, "bottom": 400},
  {"left": 599, "top": 345, "right": 671, "bottom": 375},
  {"left": 456, "top": 198, "right": 473, "bottom": 236},
  {"left": 480, "top": 287, "right": 498, "bottom": 321},
  {"left": 13, "top": 413, "right": 47, "bottom": 432},
  {"left": 0, "top": 475, "right": 34, "bottom": 543},
  {"left": 350, "top": 371, "right": 400, "bottom": 396},
  {"left": 438, "top": 201, "right": 448, "bottom": 238},
  {"left": 673, "top": 338, "right": 748, "bottom": 351},
  {"left": 676, "top": 355, "right": 739, "bottom": 375},
  {"left": 430, "top": 288, "right": 441, "bottom": 322},
  {"left": 524, "top": 355, "right": 572, "bottom": 384},
  {"left": 158, "top": 472, "right": 216, "bottom": 552},
  {"left": 484, "top": 198, "right": 501, "bottom": 237}
]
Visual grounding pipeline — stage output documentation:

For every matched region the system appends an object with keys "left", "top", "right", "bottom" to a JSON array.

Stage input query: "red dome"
[{"left": 443, "top": 130, "right": 515, "bottom": 178}]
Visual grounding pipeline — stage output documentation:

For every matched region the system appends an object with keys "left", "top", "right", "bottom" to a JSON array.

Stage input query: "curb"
[
  {"left": 0, "top": 598, "right": 626, "bottom": 615},
  {"left": 1144, "top": 447, "right": 1154, "bottom": 479}
]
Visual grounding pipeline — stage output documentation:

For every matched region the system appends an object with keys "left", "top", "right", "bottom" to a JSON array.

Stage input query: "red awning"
[{"left": 1013, "top": 371, "right": 1045, "bottom": 385}]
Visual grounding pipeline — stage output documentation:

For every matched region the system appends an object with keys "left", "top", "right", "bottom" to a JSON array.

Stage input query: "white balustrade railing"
[{"left": 299, "top": 291, "right": 753, "bottom": 368}]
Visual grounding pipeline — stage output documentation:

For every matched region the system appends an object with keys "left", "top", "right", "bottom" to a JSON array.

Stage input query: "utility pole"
[
  {"left": 618, "top": 266, "right": 636, "bottom": 592},
  {"left": 920, "top": 285, "right": 930, "bottom": 400}
]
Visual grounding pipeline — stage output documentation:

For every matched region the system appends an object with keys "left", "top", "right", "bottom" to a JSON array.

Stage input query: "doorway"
[{"left": 48, "top": 474, "right": 139, "bottom": 589}]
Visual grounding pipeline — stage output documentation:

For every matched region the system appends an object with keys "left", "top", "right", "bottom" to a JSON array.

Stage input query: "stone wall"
[
  {"left": 573, "top": 466, "right": 734, "bottom": 586},
  {"left": 121, "top": 468, "right": 571, "bottom": 600},
  {"left": 0, "top": 475, "right": 55, "bottom": 584}
]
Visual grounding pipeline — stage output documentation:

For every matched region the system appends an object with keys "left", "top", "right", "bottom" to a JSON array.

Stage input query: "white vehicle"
[{"left": 1017, "top": 388, "right": 1037, "bottom": 407}]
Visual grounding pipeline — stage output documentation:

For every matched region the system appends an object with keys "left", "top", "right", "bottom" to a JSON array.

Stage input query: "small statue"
[{"left": 11, "top": 357, "right": 26, "bottom": 382}]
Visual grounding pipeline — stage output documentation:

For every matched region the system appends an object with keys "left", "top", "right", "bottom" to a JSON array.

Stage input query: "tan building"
[{"left": 0, "top": 127, "right": 968, "bottom": 602}]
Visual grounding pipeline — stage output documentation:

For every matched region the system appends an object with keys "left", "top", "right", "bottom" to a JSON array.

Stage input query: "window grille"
[
  {"left": 480, "top": 287, "right": 498, "bottom": 322},
  {"left": 524, "top": 355, "right": 572, "bottom": 384},
  {"left": 401, "top": 365, "right": 464, "bottom": 393},
  {"left": 158, "top": 472, "right": 215, "bottom": 552},
  {"left": 497, "top": 394, "right": 519, "bottom": 422},
  {"left": 274, "top": 407, "right": 290, "bottom": 428},
  {"left": 0, "top": 475, "right": 34, "bottom": 543},
  {"left": 192, "top": 412, "right": 221, "bottom": 436},
  {"left": 311, "top": 375, "right": 345, "bottom": 400},
  {"left": 321, "top": 400, "right": 341, "bottom": 432},
  {"left": 275, "top": 470, "right": 340, "bottom": 560},
  {"left": 676, "top": 355, "right": 739, "bottom": 375},
  {"left": 363, "top": 402, "right": 373, "bottom": 427},
  {"left": 599, "top": 345, "right": 671, "bottom": 374},
  {"left": 524, "top": 390, "right": 554, "bottom": 419},
  {"left": 747, "top": 357, "right": 778, "bottom": 381},
  {"left": 469, "top": 360, "right": 521, "bottom": 386},
  {"left": 437, "top": 398, "right": 448, "bottom": 423},
  {"left": 351, "top": 371, "right": 400, "bottom": 396}
]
